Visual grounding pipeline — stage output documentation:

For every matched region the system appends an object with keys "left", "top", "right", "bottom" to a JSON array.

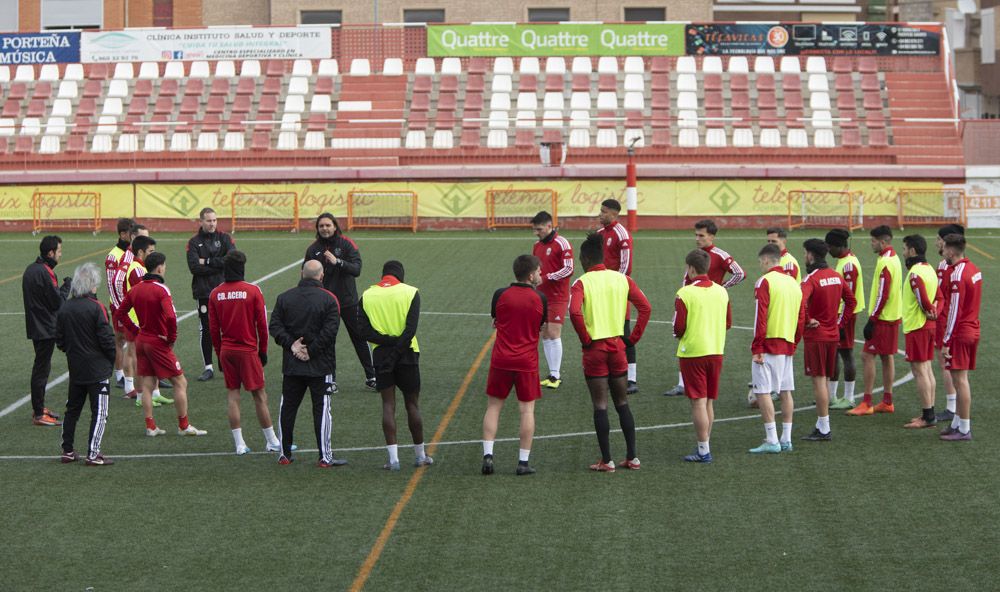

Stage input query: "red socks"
[
  {"left": 178, "top": 416, "right": 189, "bottom": 430},
  {"left": 863, "top": 393, "right": 873, "bottom": 405},
  {"left": 882, "top": 392, "right": 893, "bottom": 405},
  {"left": 145, "top": 417, "right": 157, "bottom": 430}
]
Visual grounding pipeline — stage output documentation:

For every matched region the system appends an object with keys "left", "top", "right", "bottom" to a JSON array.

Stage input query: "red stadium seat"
[
  {"left": 205, "top": 96, "right": 226, "bottom": 115},
  {"left": 88, "top": 63, "right": 109, "bottom": 80},
  {"left": 545, "top": 74, "right": 564, "bottom": 92},
  {"left": 515, "top": 129, "right": 535, "bottom": 148},
  {"left": 14, "top": 136, "right": 33, "bottom": 154},
  {"left": 314, "top": 77, "right": 334, "bottom": 95},
  {"left": 26, "top": 99, "right": 46, "bottom": 117},
  {"left": 184, "top": 79, "right": 205, "bottom": 97},
  {"left": 153, "top": 97, "right": 174, "bottom": 115},
  {"left": 468, "top": 58, "right": 487, "bottom": 75},
  {"left": 784, "top": 91, "right": 803, "bottom": 110},
  {"left": 257, "top": 94, "right": 278, "bottom": 115},
  {"left": 66, "top": 135, "right": 85, "bottom": 153},
  {"left": 704, "top": 74, "right": 722, "bottom": 92},
  {"left": 781, "top": 74, "right": 801, "bottom": 93},
  {"left": 730, "top": 74, "right": 748, "bottom": 91},
  {"left": 868, "top": 127, "right": 887, "bottom": 147},
  {"left": 179, "top": 96, "right": 199, "bottom": 114},
  {"left": 231, "top": 95, "right": 251, "bottom": 114},
  {"left": 464, "top": 93, "right": 483, "bottom": 111},
  {"left": 460, "top": 129, "right": 480, "bottom": 148},
  {"left": 134, "top": 79, "right": 153, "bottom": 97},
  {"left": 650, "top": 57, "right": 670, "bottom": 73},
  {"left": 860, "top": 74, "right": 880, "bottom": 92},
  {"left": 651, "top": 73, "right": 669, "bottom": 92},
  {"left": 127, "top": 96, "right": 149, "bottom": 116},
  {"left": 262, "top": 77, "right": 281, "bottom": 95},
  {"left": 236, "top": 78, "right": 256, "bottom": 96},
  {"left": 465, "top": 74, "right": 484, "bottom": 93},
  {"left": 8, "top": 83, "right": 27, "bottom": 100},
  {"left": 518, "top": 75, "right": 537, "bottom": 93},
  {"left": 33, "top": 82, "right": 52, "bottom": 100},
  {"left": 842, "top": 128, "right": 861, "bottom": 147},
  {"left": 598, "top": 74, "right": 616, "bottom": 92},
  {"left": 833, "top": 57, "right": 853, "bottom": 74},
  {"left": 411, "top": 93, "right": 430, "bottom": 112},
  {"left": 571, "top": 74, "right": 590, "bottom": 92},
  {"left": 76, "top": 99, "right": 96, "bottom": 117},
  {"left": 2, "top": 100, "right": 20, "bottom": 118},
  {"left": 439, "top": 75, "right": 458, "bottom": 93},
  {"left": 159, "top": 79, "right": 179, "bottom": 97},
  {"left": 835, "top": 74, "right": 853, "bottom": 92},
  {"left": 266, "top": 60, "right": 286, "bottom": 76},
  {"left": 858, "top": 57, "right": 877, "bottom": 74},
  {"left": 437, "top": 92, "right": 457, "bottom": 112},
  {"left": 413, "top": 76, "right": 432, "bottom": 93},
  {"left": 251, "top": 130, "right": 270, "bottom": 150},
  {"left": 756, "top": 75, "right": 775, "bottom": 92}
]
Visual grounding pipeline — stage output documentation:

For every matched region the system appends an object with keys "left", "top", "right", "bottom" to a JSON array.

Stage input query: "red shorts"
[
  {"left": 945, "top": 338, "right": 978, "bottom": 371},
  {"left": 486, "top": 367, "right": 542, "bottom": 402},
  {"left": 220, "top": 348, "right": 265, "bottom": 391},
  {"left": 863, "top": 321, "right": 899, "bottom": 356},
  {"left": 546, "top": 300, "right": 568, "bottom": 325},
  {"left": 679, "top": 355, "right": 722, "bottom": 400},
  {"left": 582, "top": 338, "right": 627, "bottom": 379},
  {"left": 135, "top": 337, "right": 183, "bottom": 379},
  {"left": 839, "top": 317, "right": 856, "bottom": 350},
  {"left": 905, "top": 325, "right": 935, "bottom": 363},
  {"left": 804, "top": 341, "right": 838, "bottom": 377}
]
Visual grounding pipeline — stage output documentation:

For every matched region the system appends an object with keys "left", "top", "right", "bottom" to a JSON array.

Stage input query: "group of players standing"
[
  {"left": 484, "top": 200, "right": 980, "bottom": 473},
  {"left": 23, "top": 199, "right": 981, "bottom": 472}
]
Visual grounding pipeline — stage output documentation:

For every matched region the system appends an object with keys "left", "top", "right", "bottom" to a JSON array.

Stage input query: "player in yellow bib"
[{"left": 900, "top": 235, "right": 942, "bottom": 429}]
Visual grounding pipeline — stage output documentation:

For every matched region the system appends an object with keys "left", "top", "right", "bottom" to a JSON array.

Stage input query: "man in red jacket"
[
  {"left": 939, "top": 234, "right": 982, "bottom": 441},
  {"left": 116, "top": 252, "right": 207, "bottom": 438},
  {"left": 799, "top": 239, "right": 856, "bottom": 442},
  {"left": 209, "top": 251, "right": 281, "bottom": 455}
]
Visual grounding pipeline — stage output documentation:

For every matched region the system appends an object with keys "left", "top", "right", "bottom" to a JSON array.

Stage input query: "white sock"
[
  {"left": 518, "top": 448, "right": 530, "bottom": 462},
  {"left": 817, "top": 415, "right": 831, "bottom": 434},
  {"left": 262, "top": 426, "right": 279, "bottom": 446},
  {"left": 946, "top": 394, "right": 957, "bottom": 413},
  {"left": 627, "top": 363, "right": 637, "bottom": 382},
  {"left": 205, "top": 364, "right": 213, "bottom": 371},
  {"left": 542, "top": 339, "right": 562, "bottom": 379},
  {"left": 124, "top": 376, "right": 134, "bottom": 393},
  {"left": 483, "top": 440, "right": 495, "bottom": 456},
  {"left": 844, "top": 381, "right": 856, "bottom": 403},
  {"left": 387, "top": 444, "right": 399, "bottom": 465},
  {"left": 829, "top": 381, "right": 840, "bottom": 399},
  {"left": 697, "top": 441, "right": 710, "bottom": 456},
  {"left": 414, "top": 443, "right": 425, "bottom": 459},
  {"left": 153, "top": 388, "right": 160, "bottom": 398},
  {"left": 764, "top": 422, "right": 778, "bottom": 445},
  {"left": 951, "top": 414, "right": 961, "bottom": 429},
  {"left": 780, "top": 422, "right": 793, "bottom": 443},
  {"left": 114, "top": 369, "right": 124, "bottom": 381},
  {"left": 231, "top": 428, "right": 245, "bottom": 449},
  {"left": 678, "top": 371, "right": 684, "bottom": 387},
  {"left": 959, "top": 418, "right": 971, "bottom": 434}
]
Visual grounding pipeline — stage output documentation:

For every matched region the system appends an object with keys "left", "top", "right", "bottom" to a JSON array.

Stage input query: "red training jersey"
[
  {"left": 597, "top": 221, "right": 632, "bottom": 276},
  {"left": 533, "top": 230, "right": 574, "bottom": 302},
  {"left": 936, "top": 259, "right": 951, "bottom": 335},
  {"left": 115, "top": 275, "right": 178, "bottom": 345},
  {"left": 801, "top": 266, "right": 856, "bottom": 342},
  {"left": 683, "top": 244, "right": 745, "bottom": 288},
  {"left": 673, "top": 276, "right": 733, "bottom": 337},
  {"left": 752, "top": 266, "right": 806, "bottom": 355},
  {"left": 490, "top": 283, "right": 546, "bottom": 372},
  {"left": 943, "top": 258, "right": 982, "bottom": 345},
  {"left": 208, "top": 280, "right": 269, "bottom": 355}
]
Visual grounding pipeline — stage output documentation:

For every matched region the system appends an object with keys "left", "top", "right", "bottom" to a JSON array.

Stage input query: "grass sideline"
[{"left": 2, "top": 229, "right": 998, "bottom": 591}]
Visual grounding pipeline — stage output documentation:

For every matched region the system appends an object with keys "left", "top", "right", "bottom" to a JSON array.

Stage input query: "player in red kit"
[
  {"left": 664, "top": 218, "right": 746, "bottom": 397},
  {"left": 570, "top": 233, "right": 651, "bottom": 472},
  {"left": 208, "top": 250, "right": 282, "bottom": 455},
  {"left": 115, "top": 251, "right": 207, "bottom": 438},
  {"left": 596, "top": 199, "right": 639, "bottom": 394},
  {"left": 105, "top": 217, "right": 134, "bottom": 389},
  {"left": 531, "top": 211, "right": 573, "bottom": 390},
  {"left": 798, "top": 239, "right": 856, "bottom": 442},
  {"left": 939, "top": 234, "right": 981, "bottom": 441},
  {"left": 933, "top": 224, "right": 964, "bottom": 423},
  {"left": 482, "top": 255, "right": 546, "bottom": 476}
]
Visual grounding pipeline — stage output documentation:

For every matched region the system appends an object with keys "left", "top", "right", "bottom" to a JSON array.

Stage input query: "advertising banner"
[
  {"left": 80, "top": 26, "right": 332, "bottom": 63},
  {"left": 0, "top": 32, "right": 81, "bottom": 65},
  {"left": 686, "top": 23, "right": 940, "bottom": 56},
  {"left": 427, "top": 23, "right": 685, "bottom": 57},
  {"left": 0, "top": 184, "right": 132, "bottom": 220}
]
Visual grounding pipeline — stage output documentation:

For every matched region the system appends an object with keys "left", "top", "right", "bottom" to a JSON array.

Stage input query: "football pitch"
[{"left": 2, "top": 228, "right": 998, "bottom": 591}]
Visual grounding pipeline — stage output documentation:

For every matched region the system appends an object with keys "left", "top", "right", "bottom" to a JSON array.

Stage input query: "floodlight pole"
[{"left": 625, "top": 138, "right": 639, "bottom": 232}]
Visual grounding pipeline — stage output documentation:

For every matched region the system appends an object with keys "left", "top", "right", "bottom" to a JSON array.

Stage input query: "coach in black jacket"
[
  {"left": 56, "top": 262, "right": 116, "bottom": 465},
  {"left": 22, "top": 235, "right": 71, "bottom": 425},
  {"left": 269, "top": 260, "right": 345, "bottom": 466},
  {"left": 187, "top": 207, "right": 235, "bottom": 382},
  {"left": 304, "top": 213, "right": 375, "bottom": 391}
]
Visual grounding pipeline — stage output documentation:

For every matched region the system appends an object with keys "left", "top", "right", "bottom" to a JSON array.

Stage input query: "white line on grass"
[
  {"left": 0, "top": 259, "right": 302, "bottom": 420},
  {"left": 0, "top": 308, "right": 915, "bottom": 460}
]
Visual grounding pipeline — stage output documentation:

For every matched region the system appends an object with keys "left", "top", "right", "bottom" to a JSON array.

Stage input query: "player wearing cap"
[
  {"left": 673, "top": 249, "right": 731, "bottom": 463},
  {"left": 847, "top": 226, "right": 902, "bottom": 416},
  {"left": 115, "top": 252, "right": 207, "bottom": 438},
  {"left": 663, "top": 218, "right": 745, "bottom": 397},
  {"left": 799, "top": 239, "right": 856, "bottom": 442},
  {"left": 569, "top": 233, "right": 651, "bottom": 472},
  {"left": 481, "top": 255, "right": 546, "bottom": 476},
  {"left": 208, "top": 250, "right": 282, "bottom": 455},
  {"left": 748, "top": 244, "right": 805, "bottom": 454},
  {"left": 531, "top": 211, "right": 573, "bottom": 390},
  {"left": 899, "top": 235, "right": 942, "bottom": 430},
  {"left": 938, "top": 234, "right": 981, "bottom": 441},
  {"left": 360, "top": 260, "right": 432, "bottom": 471},
  {"left": 824, "top": 229, "right": 865, "bottom": 410}
]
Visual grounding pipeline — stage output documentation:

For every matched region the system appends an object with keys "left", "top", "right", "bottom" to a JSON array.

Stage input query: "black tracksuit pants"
[
  {"left": 61, "top": 380, "right": 110, "bottom": 457},
  {"left": 339, "top": 303, "right": 374, "bottom": 382},
  {"left": 197, "top": 298, "right": 214, "bottom": 367},
  {"left": 279, "top": 374, "right": 334, "bottom": 463},
  {"left": 31, "top": 339, "right": 56, "bottom": 416}
]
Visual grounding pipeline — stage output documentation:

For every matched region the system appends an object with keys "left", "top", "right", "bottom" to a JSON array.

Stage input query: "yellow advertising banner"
[
  {"left": 0, "top": 179, "right": 943, "bottom": 221},
  {"left": 0, "top": 184, "right": 133, "bottom": 220}
]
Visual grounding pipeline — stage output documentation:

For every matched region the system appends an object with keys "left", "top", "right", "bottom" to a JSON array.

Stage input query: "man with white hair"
[{"left": 56, "top": 263, "right": 117, "bottom": 466}]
